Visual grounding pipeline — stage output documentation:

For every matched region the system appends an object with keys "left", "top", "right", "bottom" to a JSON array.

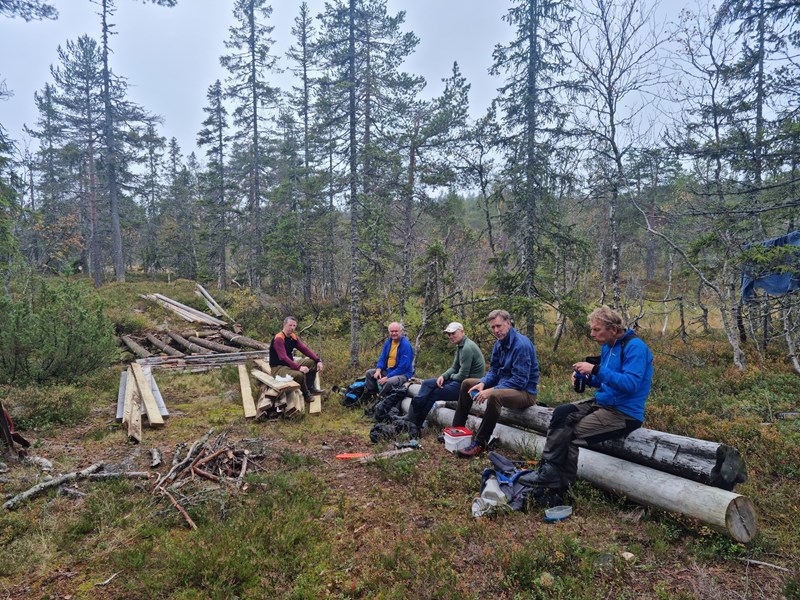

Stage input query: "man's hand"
[
  {"left": 372, "top": 368, "right": 382, "bottom": 380},
  {"left": 572, "top": 361, "right": 595, "bottom": 377},
  {"left": 299, "top": 366, "right": 310, "bottom": 374},
  {"left": 378, "top": 377, "right": 388, "bottom": 385},
  {"left": 316, "top": 361, "right": 324, "bottom": 374},
  {"left": 468, "top": 382, "right": 487, "bottom": 404},
  {"left": 436, "top": 375, "right": 445, "bottom": 387}
]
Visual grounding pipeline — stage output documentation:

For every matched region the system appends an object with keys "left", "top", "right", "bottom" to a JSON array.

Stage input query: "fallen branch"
[
  {"left": 4, "top": 462, "right": 105, "bottom": 510},
  {"left": 94, "top": 572, "right": 120, "bottom": 587},
  {"left": 192, "top": 466, "right": 222, "bottom": 483},
  {"left": 237, "top": 455, "right": 248, "bottom": 490},
  {"left": 161, "top": 489, "right": 197, "bottom": 530},
  {"left": 738, "top": 558, "right": 790, "bottom": 572},
  {"left": 87, "top": 472, "right": 150, "bottom": 480}
]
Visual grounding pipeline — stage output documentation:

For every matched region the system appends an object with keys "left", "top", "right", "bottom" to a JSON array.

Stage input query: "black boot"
[
  {"left": 519, "top": 461, "right": 562, "bottom": 489},
  {"left": 305, "top": 372, "right": 323, "bottom": 395}
]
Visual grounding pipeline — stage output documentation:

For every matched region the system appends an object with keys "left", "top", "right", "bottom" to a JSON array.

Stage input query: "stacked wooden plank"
[
  {"left": 116, "top": 287, "right": 323, "bottom": 442},
  {"left": 117, "top": 364, "right": 167, "bottom": 443},
  {"left": 140, "top": 293, "right": 227, "bottom": 326},
  {"left": 248, "top": 359, "right": 323, "bottom": 418}
]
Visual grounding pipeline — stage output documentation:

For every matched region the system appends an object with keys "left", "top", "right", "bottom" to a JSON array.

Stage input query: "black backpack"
[{"left": 370, "top": 386, "right": 408, "bottom": 422}]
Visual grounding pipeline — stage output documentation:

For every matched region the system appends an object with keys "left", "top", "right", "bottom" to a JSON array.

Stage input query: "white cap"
[{"left": 443, "top": 322, "right": 464, "bottom": 334}]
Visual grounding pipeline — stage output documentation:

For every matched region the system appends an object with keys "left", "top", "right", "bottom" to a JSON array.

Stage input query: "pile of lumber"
[
  {"left": 140, "top": 289, "right": 228, "bottom": 326},
  {"left": 402, "top": 385, "right": 757, "bottom": 543},
  {"left": 117, "top": 363, "right": 167, "bottom": 443},
  {"left": 247, "top": 359, "right": 322, "bottom": 419}
]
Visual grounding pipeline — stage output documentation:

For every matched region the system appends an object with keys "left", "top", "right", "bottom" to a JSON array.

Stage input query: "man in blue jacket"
[
  {"left": 452, "top": 309, "right": 539, "bottom": 458},
  {"left": 365, "top": 322, "right": 414, "bottom": 399},
  {"left": 528, "top": 305, "right": 654, "bottom": 492}
]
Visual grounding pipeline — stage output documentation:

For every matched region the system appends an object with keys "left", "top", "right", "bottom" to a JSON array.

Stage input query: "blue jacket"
[
  {"left": 376, "top": 336, "right": 415, "bottom": 379},
  {"left": 481, "top": 328, "right": 539, "bottom": 395},
  {"left": 588, "top": 329, "right": 653, "bottom": 422}
]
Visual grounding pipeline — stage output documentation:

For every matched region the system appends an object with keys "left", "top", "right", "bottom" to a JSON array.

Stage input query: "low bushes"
[{"left": 0, "top": 278, "right": 115, "bottom": 384}]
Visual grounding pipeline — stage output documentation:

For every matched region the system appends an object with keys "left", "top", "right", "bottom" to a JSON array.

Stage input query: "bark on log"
[
  {"left": 439, "top": 398, "right": 747, "bottom": 490},
  {"left": 145, "top": 334, "right": 184, "bottom": 357},
  {"left": 166, "top": 331, "right": 213, "bottom": 355},
  {"left": 187, "top": 336, "right": 240, "bottom": 353},
  {"left": 121, "top": 335, "right": 152, "bottom": 358},
  {"left": 218, "top": 329, "right": 270, "bottom": 351},
  {"left": 429, "top": 407, "right": 757, "bottom": 543},
  {"left": 4, "top": 462, "right": 104, "bottom": 510}
]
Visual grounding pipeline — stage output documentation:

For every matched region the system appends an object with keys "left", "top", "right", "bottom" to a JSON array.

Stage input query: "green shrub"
[
  {"left": 2, "top": 383, "right": 91, "bottom": 429},
  {"left": 0, "top": 278, "right": 116, "bottom": 384}
]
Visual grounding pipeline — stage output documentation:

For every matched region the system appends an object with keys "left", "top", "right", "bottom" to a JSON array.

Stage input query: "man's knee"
[{"left": 550, "top": 403, "right": 580, "bottom": 429}]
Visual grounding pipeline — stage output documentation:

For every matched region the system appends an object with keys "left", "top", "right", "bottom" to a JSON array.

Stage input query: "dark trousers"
[
  {"left": 408, "top": 378, "right": 461, "bottom": 427},
  {"left": 452, "top": 378, "right": 537, "bottom": 446},
  {"left": 364, "top": 369, "right": 408, "bottom": 397},
  {"left": 542, "top": 399, "right": 642, "bottom": 488}
]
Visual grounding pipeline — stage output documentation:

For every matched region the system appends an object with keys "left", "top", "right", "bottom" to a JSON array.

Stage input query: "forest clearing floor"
[{"left": 1, "top": 364, "right": 797, "bottom": 599}]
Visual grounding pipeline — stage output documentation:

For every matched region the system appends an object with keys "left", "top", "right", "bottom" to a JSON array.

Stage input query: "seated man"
[
  {"left": 365, "top": 322, "right": 414, "bottom": 399},
  {"left": 452, "top": 309, "right": 539, "bottom": 458},
  {"left": 404, "top": 322, "right": 485, "bottom": 429},
  {"left": 527, "top": 305, "right": 653, "bottom": 494},
  {"left": 269, "top": 316, "right": 324, "bottom": 401}
]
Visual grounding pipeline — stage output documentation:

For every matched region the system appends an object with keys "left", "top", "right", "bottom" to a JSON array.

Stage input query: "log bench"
[{"left": 401, "top": 384, "right": 757, "bottom": 543}]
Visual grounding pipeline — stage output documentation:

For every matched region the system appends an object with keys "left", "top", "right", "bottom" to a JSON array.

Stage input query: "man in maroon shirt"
[{"left": 269, "top": 316, "right": 324, "bottom": 401}]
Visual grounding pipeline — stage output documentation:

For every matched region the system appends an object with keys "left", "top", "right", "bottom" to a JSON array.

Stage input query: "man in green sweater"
[{"left": 403, "top": 322, "right": 485, "bottom": 429}]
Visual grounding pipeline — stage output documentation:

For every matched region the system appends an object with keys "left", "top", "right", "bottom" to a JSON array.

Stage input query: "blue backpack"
[{"left": 341, "top": 378, "right": 367, "bottom": 407}]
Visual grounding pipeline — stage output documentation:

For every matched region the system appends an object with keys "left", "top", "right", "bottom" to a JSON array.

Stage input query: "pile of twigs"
[{"left": 152, "top": 429, "right": 270, "bottom": 529}]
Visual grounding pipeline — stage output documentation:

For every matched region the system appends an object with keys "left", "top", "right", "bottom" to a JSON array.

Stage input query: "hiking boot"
[
  {"left": 457, "top": 440, "right": 485, "bottom": 459},
  {"left": 307, "top": 387, "right": 325, "bottom": 395},
  {"left": 523, "top": 461, "right": 562, "bottom": 488}
]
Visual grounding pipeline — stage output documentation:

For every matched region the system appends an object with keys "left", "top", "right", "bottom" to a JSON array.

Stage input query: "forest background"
[
  {"left": 1, "top": 0, "right": 799, "bottom": 370},
  {"left": 1, "top": 1, "right": 800, "bottom": 598}
]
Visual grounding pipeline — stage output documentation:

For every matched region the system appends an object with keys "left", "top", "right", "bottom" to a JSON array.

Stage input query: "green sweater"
[{"left": 441, "top": 336, "right": 486, "bottom": 382}]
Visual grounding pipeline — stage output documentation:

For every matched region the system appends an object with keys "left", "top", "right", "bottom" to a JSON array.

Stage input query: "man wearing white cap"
[{"left": 404, "top": 322, "right": 485, "bottom": 430}]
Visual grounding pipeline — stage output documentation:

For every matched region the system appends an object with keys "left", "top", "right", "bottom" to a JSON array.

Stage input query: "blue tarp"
[{"left": 741, "top": 230, "right": 800, "bottom": 301}]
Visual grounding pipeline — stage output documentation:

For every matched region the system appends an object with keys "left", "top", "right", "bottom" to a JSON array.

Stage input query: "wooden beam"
[
  {"left": 250, "top": 369, "right": 300, "bottom": 392},
  {"left": 130, "top": 363, "right": 164, "bottom": 426},
  {"left": 137, "top": 350, "right": 269, "bottom": 371},
  {"left": 123, "top": 367, "right": 142, "bottom": 443},
  {"left": 196, "top": 283, "right": 234, "bottom": 321},
  {"left": 219, "top": 329, "right": 270, "bottom": 351},
  {"left": 121, "top": 335, "right": 152, "bottom": 358},
  {"left": 151, "top": 293, "right": 227, "bottom": 326},
  {"left": 166, "top": 331, "right": 213, "bottom": 355},
  {"left": 116, "top": 370, "right": 127, "bottom": 422},
  {"left": 145, "top": 333, "right": 184, "bottom": 357},
  {"left": 141, "top": 365, "right": 169, "bottom": 418},
  {"left": 253, "top": 359, "right": 271, "bottom": 374},
  {"left": 238, "top": 365, "right": 257, "bottom": 419},
  {"left": 187, "top": 335, "right": 240, "bottom": 353}
]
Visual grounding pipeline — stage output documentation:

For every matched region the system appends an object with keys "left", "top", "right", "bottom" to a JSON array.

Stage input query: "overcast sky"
[{"left": 0, "top": 0, "right": 515, "bottom": 156}]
